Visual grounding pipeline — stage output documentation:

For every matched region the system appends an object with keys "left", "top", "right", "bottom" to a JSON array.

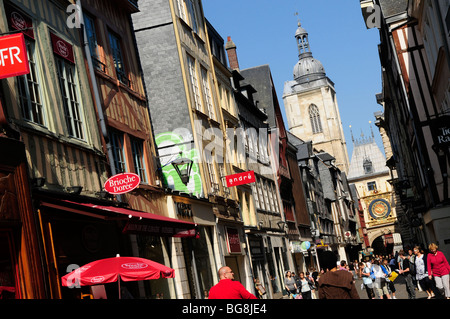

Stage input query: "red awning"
[{"left": 41, "top": 200, "right": 198, "bottom": 238}]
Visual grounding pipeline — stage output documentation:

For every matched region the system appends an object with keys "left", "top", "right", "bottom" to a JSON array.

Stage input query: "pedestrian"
[
  {"left": 381, "top": 258, "right": 397, "bottom": 299},
  {"left": 427, "top": 243, "right": 450, "bottom": 299},
  {"left": 298, "top": 272, "right": 314, "bottom": 299},
  {"left": 359, "top": 261, "right": 375, "bottom": 299},
  {"left": 284, "top": 270, "right": 297, "bottom": 298},
  {"left": 408, "top": 248, "right": 418, "bottom": 290},
  {"left": 371, "top": 258, "right": 391, "bottom": 299},
  {"left": 398, "top": 250, "right": 416, "bottom": 299},
  {"left": 413, "top": 246, "right": 434, "bottom": 299},
  {"left": 208, "top": 266, "right": 257, "bottom": 299},
  {"left": 318, "top": 251, "right": 360, "bottom": 299},
  {"left": 339, "top": 260, "right": 349, "bottom": 271},
  {"left": 253, "top": 278, "right": 266, "bottom": 299},
  {"left": 306, "top": 271, "right": 317, "bottom": 299}
]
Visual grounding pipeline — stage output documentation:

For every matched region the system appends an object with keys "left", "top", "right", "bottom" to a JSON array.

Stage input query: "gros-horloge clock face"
[{"left": 368, "top": 198, "right": 391, "bottom": 219}]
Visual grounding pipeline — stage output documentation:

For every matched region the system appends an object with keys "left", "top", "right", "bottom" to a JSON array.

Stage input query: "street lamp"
[{"left": 171, "top": 157, "right": 193, "bottom": 185}]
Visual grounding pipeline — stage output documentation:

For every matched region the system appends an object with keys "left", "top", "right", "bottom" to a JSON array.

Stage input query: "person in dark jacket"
[{"left": 318, "top": 251, "right": 360, "bottom": 299}]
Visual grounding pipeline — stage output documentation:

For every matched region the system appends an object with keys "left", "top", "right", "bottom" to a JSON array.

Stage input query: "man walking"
[
  {"left": 208, "top": 266, "right": 258, "bottom": 299},
  {"left": 398, "top": 250, "right": 416, "bottom": 299}
]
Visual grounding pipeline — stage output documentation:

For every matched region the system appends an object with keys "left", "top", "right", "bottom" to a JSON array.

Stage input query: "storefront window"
[
  {"left": 137, "top": 235, "right": 172, "bottom": 299},
  {"left": 192, "top": 227, "right": 216, "bottom": 298},
  {"left": 0, "top": 233, "right": 16, "bottom": 299},
  {"left": 182, "top": 226, "right": 216, "bottom": 298}
]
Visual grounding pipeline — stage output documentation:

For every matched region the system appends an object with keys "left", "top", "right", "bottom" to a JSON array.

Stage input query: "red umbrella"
[{"left": 61, "top": 255, "right": 175, "bottom": 298}]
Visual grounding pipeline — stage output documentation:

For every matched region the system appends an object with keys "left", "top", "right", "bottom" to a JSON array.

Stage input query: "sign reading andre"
[
  {"left": 226, "top": 171, "right": 256, "bottom": 188},
  {"left": 104, "top": 173, "right": 140, "bottom": 195},
  {"left": 0, "top": 33, "right": 29, "bottom": 80}
]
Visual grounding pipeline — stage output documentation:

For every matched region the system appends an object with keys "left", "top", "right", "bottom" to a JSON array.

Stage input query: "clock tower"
[{"left": 347, "top": 128, "right": 402, "bottom": 255}]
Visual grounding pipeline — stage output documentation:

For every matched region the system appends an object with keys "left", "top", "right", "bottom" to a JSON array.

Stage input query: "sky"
[{"left": 202, "top": 0, "right": 385, "bottom": 158}]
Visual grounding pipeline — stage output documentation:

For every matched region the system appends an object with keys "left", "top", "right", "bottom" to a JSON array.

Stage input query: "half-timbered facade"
[{"left": 361, "top": 0, "right": 450, "bottom": 257}]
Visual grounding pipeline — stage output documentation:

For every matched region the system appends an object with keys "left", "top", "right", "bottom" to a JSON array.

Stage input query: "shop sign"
[
  {"left": 226, "top": 227, "right": 241, "bottom": 253},
  {"left": 0, "top": 33, "right": 29, "bottom": 80},
  {"left": 4, "top": 4, "right": 34, "bottom": 39},
  {"left": 290, "top": 241, "right": 302, "bottom": 253},
  {"left": 50, "top": 32, "right": 75, "bottom": 63},
  {"left": 226, "top": 170, "right": 255, "bottom": 187},
  {"left": 104, "top": 173, "right": 140, "bottom": 194},
  {"left": 430, "top": 115, "right": 450, "bottom": 147}
]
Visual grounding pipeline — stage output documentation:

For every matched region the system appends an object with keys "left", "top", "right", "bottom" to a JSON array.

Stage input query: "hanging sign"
[
  {"left": 226, "top": 170, "right": 256, "bottom": 187},
  {"left": 104, "top": 173, "right": 140, "bottom": 195},
  {"left": 50, "top": 32, "right": 75, "bottom": 63},
  {"left": 4, "top": 4, "right": 34, "bottom": 39},
  {"left": 226, "top": 227, "right": 241, "bottom": 253},
  {"left": 0, "top": 33, "right": 29, "bottom": 80}
]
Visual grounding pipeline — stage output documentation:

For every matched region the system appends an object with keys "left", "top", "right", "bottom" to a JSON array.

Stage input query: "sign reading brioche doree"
[{"left": 104, "top": 173, "right": 140, "bottom": 195}]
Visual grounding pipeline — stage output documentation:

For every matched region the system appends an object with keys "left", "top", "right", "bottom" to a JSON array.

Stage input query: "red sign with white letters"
[
  {"left": 226, "top": 170, "right": 256, "bottom": 187},
  {"left": 104, "top": 173, "right": 141, "bottom": 195},
  {"left": 0, "top": 33, "right": 29, "bottom": 80}
]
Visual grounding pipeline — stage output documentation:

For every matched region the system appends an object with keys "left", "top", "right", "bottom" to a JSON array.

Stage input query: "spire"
[{"left": 292, "top": 18, "right": 326, "bottom": 83}]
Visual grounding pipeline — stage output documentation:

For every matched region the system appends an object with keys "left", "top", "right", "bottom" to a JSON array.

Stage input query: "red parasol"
[{"left": 61, "top": 255, "right": 175, "bottom": 298}]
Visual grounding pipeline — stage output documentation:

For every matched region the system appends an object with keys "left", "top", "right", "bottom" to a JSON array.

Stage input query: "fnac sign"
[{"left": 0, "top": 33, "right": 29, "bottom": 80}]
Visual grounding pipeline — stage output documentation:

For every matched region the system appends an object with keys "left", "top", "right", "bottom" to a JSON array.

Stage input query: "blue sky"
[{"left": 202, "top": 0, "right": 385, "bottom": 158}]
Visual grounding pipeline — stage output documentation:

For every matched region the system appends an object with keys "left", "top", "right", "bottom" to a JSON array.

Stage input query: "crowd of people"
[
  {"left": 206, "top": 243, "right": 449, "bottom": 300},
  {"left": 357, "top": 243, "right": 450, "bottom": 299}
]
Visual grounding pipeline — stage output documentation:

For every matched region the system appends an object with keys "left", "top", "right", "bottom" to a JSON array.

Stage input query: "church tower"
[{"left": 283, "top": 21, "right": 350, "bottom": 173}]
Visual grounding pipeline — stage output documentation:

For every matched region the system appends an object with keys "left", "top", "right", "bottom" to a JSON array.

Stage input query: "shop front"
[
  {"left": 0, "top": 138, "right": 46, "bottom": 299},
  {"left": 35, "top": 192, "right": 197, "bottom": 299}
]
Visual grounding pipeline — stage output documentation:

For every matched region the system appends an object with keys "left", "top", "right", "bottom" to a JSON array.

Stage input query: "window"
[
  {"left": 251, "top": 183, "right": 260, "bottom": 209},
  {"left": 177, "top": 0, "right": 199, "bottom": 33},
  {"left": 256, "top": 177, "right": 265, "bottom": 211},
  {"left": 200, "top": 68, "right": 215, "bottom": 119},
  {"left": 56, "top": 58, "right": 84, "bottom": 139},
  {"left": 205, "top": 151, "right": 218, "bottom": 194},
  {"left": 262, "top": 180, "right": 270, "bottom": 212},
  {"left": 309, "top": 104, "right": 323, "bottom": 134},
  {"left": 363, "top": 158, "right": 373, "bottom": 174},
  {"left": 185, "top": 0, "right": 198, "bottom": 33},
  {"left": 367, "top": 181, "right": 377, "bottom": 192},
  {"left": 186, "top": 55, "right": 202, "bottom": 111},
  {"left": 84, "top": 14, "right": 104, "bottom": 71},
  {"left": 18, "top": 39, "right": 45, "bottom": 125},
  {"left": 110, "top": 130, "right": 127, "bottom": 174},
  {"left": 131, "top": 137, "right": 147, "bottom": 183},
  {"left": 109, "top": 32, "right": 128, "bottom": 85}
]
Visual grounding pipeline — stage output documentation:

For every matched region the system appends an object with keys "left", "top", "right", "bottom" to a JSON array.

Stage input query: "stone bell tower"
[{"left": 283, "top": 21, "right": 350, "bottom": 173}]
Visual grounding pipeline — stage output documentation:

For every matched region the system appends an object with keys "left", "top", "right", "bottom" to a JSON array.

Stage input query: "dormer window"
[{"left": 363, "top": 158, "right": 373, "bottom": 174}]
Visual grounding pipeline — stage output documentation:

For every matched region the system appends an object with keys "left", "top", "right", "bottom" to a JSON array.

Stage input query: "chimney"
[{"left": 225, "top": 36, "right": 239, "bottom": 70}]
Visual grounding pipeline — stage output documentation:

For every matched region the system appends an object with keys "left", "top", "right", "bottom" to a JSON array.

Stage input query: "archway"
[{"left": 370, "top": 235, "right": 394, "bottom": 257}]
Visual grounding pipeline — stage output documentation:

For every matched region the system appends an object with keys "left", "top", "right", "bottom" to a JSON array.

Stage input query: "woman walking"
[
  {"left": 298, "top": 272, "right": 313, "bottom": 299},
  {"left": 284, "top": 271, "right": 297, "bottom": 298},
  {"left": 427, "top": 243, "right": 450, "bottom": 299},
  {"left": 413, "top": 246, "right": 434, "bottom": 299}
]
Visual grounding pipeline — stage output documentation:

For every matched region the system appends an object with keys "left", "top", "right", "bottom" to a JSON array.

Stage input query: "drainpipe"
[{"left": 76, "top": 0, "right": 117, "bottom": 180}]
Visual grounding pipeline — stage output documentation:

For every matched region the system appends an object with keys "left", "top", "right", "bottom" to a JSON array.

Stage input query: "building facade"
[
  {"left": 361, "top": 0, "right": 450, "bottom": 258},
  {"left": 132, "top": 0, "right": 254, "bottom": 298}
]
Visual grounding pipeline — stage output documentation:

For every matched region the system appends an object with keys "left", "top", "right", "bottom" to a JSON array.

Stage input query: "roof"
[{"left": 347, "top": 136, "right": 389, "bottom": 180}]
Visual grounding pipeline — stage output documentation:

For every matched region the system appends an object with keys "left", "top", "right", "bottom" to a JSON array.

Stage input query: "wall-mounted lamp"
[
  {"left": 172, "top": 157, "right": 193, "bottom": 185},
  {"left": 67, "top": 186, "right": 83, "bottom": 195}
]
